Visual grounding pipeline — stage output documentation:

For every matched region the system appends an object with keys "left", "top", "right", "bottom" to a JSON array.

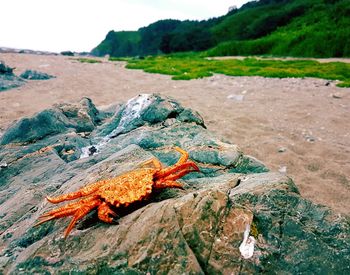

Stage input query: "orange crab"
[{"left": 35, "top": 147, "right": 199, "bottom": 238}]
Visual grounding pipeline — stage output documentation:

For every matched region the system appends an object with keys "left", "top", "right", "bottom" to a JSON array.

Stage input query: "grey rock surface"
[
  {"left": 0, "top": 94, "right": 348, "bottom": 274},
  {"left": 0, "top": 61, "right": 25, "bottom": 92},
  {"left": 19, "top": 70, "right": 55, "bottom": 80},
  {"left": 0, "top": 62, "right": 14, "bottom": 75}
]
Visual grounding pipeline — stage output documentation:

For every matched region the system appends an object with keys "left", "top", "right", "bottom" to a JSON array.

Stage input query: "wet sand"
[{"left": 1, "top": 53, "right": 349, "bottom": 216}]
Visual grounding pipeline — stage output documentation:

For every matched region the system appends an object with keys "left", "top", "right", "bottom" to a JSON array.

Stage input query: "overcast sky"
[{"left": 1, "top": 0, "right": 250, "bottom": 53}]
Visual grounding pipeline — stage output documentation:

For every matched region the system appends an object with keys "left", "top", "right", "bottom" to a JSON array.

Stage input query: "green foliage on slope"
[
  {"left": 209, "top": 0, "right": 350, "bottom": 57},
  {"left": 91, "top": 31, "right": 140, "bottom": 57},
  {"left": 93, "top": 0, "right": 350, "bottom": 58},
  {"left": 211, "top": 0, "right": 309, "bottom": 41}
]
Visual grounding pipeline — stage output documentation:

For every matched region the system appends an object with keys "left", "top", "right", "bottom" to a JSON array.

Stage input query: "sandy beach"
[{"left": 1, "top": 53, "right": 349, "bottom": 216}]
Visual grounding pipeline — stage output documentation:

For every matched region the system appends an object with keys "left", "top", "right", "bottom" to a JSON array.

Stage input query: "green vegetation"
[
  {"left": 75, "top": 58, "right": 102, "bottom": 64},
  {"left": 109, "top": 57, "right": 133, "bottom": 62},
  {"left": 209, "top": 0, "right": 350, "bottom": 57},
  {"left": 92, "top": 31, "right": 140, "bottom": 57},
  {"left": 124, "top": 54, "right": 350, "bottom": 87},
  {"left": 92, "top": 0, "right": 350, "bottom": 58},
  {"left": 97, "top": 0, "right": 350, "bottom": 87}
]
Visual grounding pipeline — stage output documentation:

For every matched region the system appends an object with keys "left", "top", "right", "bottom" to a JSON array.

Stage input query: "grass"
[
  {"left": 75, "top": 58, "right": 102, "bottom": 64},
  {"left": 123, "top": 54, "right": 350, "bottom": 87},
  {"left": 207, "top": 26, "right": 350, "bottom": 58},
  {"left": 109, "top": 57, "right": 133, "bottom": 62}
]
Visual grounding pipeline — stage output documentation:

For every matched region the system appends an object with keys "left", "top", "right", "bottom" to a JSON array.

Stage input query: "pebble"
[
  {"left": 305, "top": 135, "right": 316, "bottom": 142},
  {"left": 279, "top": 166, "right": 287, "bottom": 174},
  {"left": 278, "top": 147, "right": 287, "bottom": 153},
  {"left": 163, "top": 118, "right": 177, "bottom": 127},
  {"left": 227, "top": 94, "right": 244, "bottom": 101},
  {"left": 78, "top": 132, "right": 90, "bottom": 138},
  {"left": 332, "top": 93, "right": 342, "bottom": 99}
]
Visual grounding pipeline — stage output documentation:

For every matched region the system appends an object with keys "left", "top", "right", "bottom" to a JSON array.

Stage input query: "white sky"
[{"left": 0, "top": 0, "right": 250, "bottom": 53}]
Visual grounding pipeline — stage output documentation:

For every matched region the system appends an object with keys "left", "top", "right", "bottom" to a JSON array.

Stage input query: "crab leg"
[
  {"left": 35, "top": 195, "right": 101, "bottom": 238},
  {"left": 154, "top": 180, "right": 184, "bottom": 189},
  {"left": 173, "top": 147, "right": 189, "bottom": 163},
  {"left": 154, "top": 164, "right": 199, "bottom": 189},
  {"left": 154, "top": 161, "right": 199, "bottom": 179},
  {"left": 35, "top": 206, "right": 81, "bottom": 226},
  {"left": 153, "top": 147, "right": 193, "bottom": 178},
  {"left": 163, "top": 165, "right": 199, "bottom": 181},
  {"left": 63, "top": 199, "right": 100, "bottom": 238},
  {"left": 46, "top": 180, "right": 108, "bottom": 203},
  {"left": 141, "top": 147, "right": 188, "bottom": 175},
  {"left": 97, "top": 201, "right": 118, "bottom": 223},
  {"left": 36, "top": 196, "right": 96, "bottom": 224}
]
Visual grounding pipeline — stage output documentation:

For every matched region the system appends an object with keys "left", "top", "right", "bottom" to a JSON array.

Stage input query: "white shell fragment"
[
  {"left": 227, "top": 94, "right": 244, "bottom": 101},
  {"left": 239, "top": 224, "right": 256, "bottom": 259}
]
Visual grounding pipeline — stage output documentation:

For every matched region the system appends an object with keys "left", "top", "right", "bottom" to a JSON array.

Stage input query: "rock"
[
  {"left": 20, "top": 70, "right": 55, "bottom": 80},
  {"left": 0, "top": 62, "right": 14, "bottom": 75},
  {"left": 278, "top": 165, "right": 287, "bottom": 174},
  {"left": 305, "top": 135, "right": 316, "bottom": 142},
  {"left": 81, "top": 94, "right": 206, "bottom": 159},
  {"left": 0, "top": 98, "right": 105, "bottom": 145},
  {"left": 278, "top": 147, "right": 286, "bottom": 153},
  {"left": 1, "top": 62, "right": 56, "bottom": 91},
  {"left": 227, "top": 94, "right": 244, "bottom": 101},
  {"left": 0, "top": 61, "right": 25, "bottom": 92},
  {"left": 332, "top": 93, "right": 342, "bottom": 99},
  {"left": 0, "top": 94, "right": 348, "bottom": 274},
  {"left": 230, "top": 173, "right": 349, "bottom": 274}
]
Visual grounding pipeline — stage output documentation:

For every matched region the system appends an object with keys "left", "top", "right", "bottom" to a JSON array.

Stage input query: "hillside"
[
  {"left": 209, "top": 0, "right": 350, "bottom": 57},
  {"left": 92, "top": 0, "right": 350, "bottom": 58},
  {"left": 92, "top": 18, "right": 220, "bottom": 57},
  {"left": 92, "top": 31, "right": 140, "bottom": 57}
]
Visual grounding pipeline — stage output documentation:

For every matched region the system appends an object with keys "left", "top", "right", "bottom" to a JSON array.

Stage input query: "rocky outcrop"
[
  {"left": 0, "top": 62, "right": 14, "bottom": 75},
  {"left": 0, "top": 98, "right": 103, "bottom": 146},
  {"left": 19, "top": 70, "right": 55, "bottom": 80},
  {"left": 0, "top": 94, "right": 348, "bottom": 274},
  {"left": 0, "top": 61, "right": 25, "bottom": 91},
  {"left": 0, "top": 62, "right": 55, "bottom": 92}
]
